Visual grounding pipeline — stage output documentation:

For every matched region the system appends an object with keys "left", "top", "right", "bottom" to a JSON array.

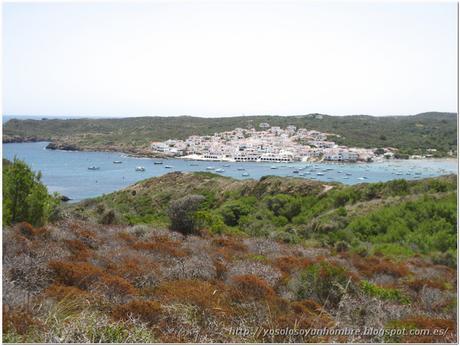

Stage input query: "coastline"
[{"left": 3, "top": 138, "right": 458, "bottom": 163}]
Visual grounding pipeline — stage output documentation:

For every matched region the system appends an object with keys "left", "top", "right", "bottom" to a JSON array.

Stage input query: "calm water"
[{"left": 3, "top": 142, "right": 457, "bottom": 201}]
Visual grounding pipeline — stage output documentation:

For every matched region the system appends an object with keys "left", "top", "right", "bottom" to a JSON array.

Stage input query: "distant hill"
[{"left": 3, "top": 112, "right": 457, "bottom": 156}]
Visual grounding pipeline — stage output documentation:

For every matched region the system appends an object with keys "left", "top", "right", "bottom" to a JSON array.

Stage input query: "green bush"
[
  {"left": 265, "top": 194, "right": 301, "bottom": 221},
  {"left": 297, "top": 261, "right": 354, "bottom": 307},
  {"left": 3, "top": 157, "right": 58, "bottom": 226},
  {"left": 360, "top": 280, "right": 410, "bottom": 304}
]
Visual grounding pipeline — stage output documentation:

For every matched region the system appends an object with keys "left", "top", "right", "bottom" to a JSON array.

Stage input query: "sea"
[{"left": 2, "top": 142, "right": 457, "bottom": 201}]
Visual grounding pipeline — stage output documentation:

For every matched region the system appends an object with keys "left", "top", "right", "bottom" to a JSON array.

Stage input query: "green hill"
[
  {"left": 71, "top": 172, "right": 457, "bottom": 264},
  {"left": 3, "top": 112, "right": 457, "bottom": 156}
]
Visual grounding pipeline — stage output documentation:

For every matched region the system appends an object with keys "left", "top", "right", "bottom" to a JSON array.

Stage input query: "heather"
[{"left": 3, "top": 162, "right": 457, "bottom": 343}]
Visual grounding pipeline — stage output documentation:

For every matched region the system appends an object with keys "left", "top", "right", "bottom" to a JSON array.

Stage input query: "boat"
[
  {"left": 189, "top": 163, "right": 199, "bottom": 166},
  {"left": 164, "top": 165, "right": 173, "bottom": 169},
  {"left": 206, "top": 166, "right": 214, "bottom": 170},
  {"left": 215, "top": 168, "right": 225, "bottom": 173},
  {"left": 135, "top": 166, "right": 145, "bottom": 172},
  {"left": 358, "top": 177, "right": 368, "bottom": 180},
  {"left": 153, "top": 161, "right": 163, "bottom": 165},
  {"left": 223, "top": 164, "right": 231, "bottom": 167},
  {"left": 293, "top": 170, "right": 299, "bottom": 174},
  {"left": 88, "top": 166, "right": 100, "bottom": 170},
  {"left": 346, "top": 173, "right": 352, "bottom": 176},
  {"left": 113, "top": 160, "right": 122, "bottom": 164},
  {"left": 271, "top": 166, "right": 278, "bottom": 170},
  {"left": 316, "top": 172, "right": 324, "bottom": 176},
  {"left": 242, "top": 172, "right": 250, "bottom": 177},
  {"left": 237, "top": 167, "right": 245, "bottom": 171}
]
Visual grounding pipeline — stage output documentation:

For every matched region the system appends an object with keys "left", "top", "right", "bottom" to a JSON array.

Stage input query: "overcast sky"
[{"left": 3, "top": 1, "right": 457, "bottom": 117}]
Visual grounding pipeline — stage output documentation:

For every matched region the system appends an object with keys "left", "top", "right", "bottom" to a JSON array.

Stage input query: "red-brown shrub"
[
  {"left": 393, "top": 317, "right": 456, "bottom": 343},
  {"left": 48, "top": 260, "right": 103, "bottom": 289},
  {"left": 407, "top": 278, "right": 446, "bottom": 292},
  {"left": 3, "top": 308, "right": 42, "bottom": 336},
  {"left": 273, "top": 256, "right": 311, "bottom": 274},
  {"left": 112, "top": 300, "right": 162, "bottom": 325},
  {"left": 15, "top": 222, "right": 49, "bottom": 239},
  {"left": 44, "top": 284, "right": 89, "bottom": 301},
  {"left": 351, "top": 255, "right": 409, "bottom": 278},
  {"left": 230, "top": 274, "right": 275, "bottom": 301},
  {"left": 65, "top": 239, "right": 92, "bottom": 261},
  {"left": 131, "top": 239, "right": 187, "bottom": 257},
  {"left": 155, "top": 279, "right": 231, "bottom": 313},
  {"left": 100, "top": 274, "right": 138, "bottom": 297}
]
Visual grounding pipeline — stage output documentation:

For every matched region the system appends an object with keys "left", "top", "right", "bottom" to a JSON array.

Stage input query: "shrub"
[
  {"left": 227, "top": 260, "right": 281, "bottom": 287},
  {"left": 265, "top": 194, "right": 301, "bottom": 221},
  {"left": 220, "top": 200, "right": 253, "bottom": 226},
  {"left": 231, "top": 274, "right": 275, "bottom": 301},
  {"left": 273, "top": 256, "right": 311, "bottom": 274},
  {"left": 360, "top": 280, "right": 410, "bottom": 304},
  {"left": 112, "top": 300, "right": 162, "bottom": 325},
  {"left": 3, "top": 308, "right": 42, "bottom": 337},
  {"left": 155, "top": 280, "right": 231, "bottom": 313},
  {"left": 100, "top": 210, "right": 117, "bottom": 225},
  {"left": 297, "top": 261, "right": 356, "bottom": 307},
  {"left": 351, "top": 255, "right": 409, "bottom": 278},
  {"left": 3, "top": 157, "right": 57, "bottom": 227},
  {"left": 168, "top": 195, "right": 205, "bottom": 235},
  {"left": 49, "top": 261, "right": 103, "bottom": 289},
  {"left": 131, "top": 238, "right": 187, "bottom": 257}
]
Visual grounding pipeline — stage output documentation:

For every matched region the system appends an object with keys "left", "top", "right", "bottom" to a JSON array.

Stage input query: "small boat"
[
  {"left": 113, "top": 160, "right": 122, "bottom": 164},
  {"left": 223, "top": 164, "right": 231, "bottom": 167},
  {"left": 242, "top": 172, "right": 250, "bottom": 177},
  {"left": 271, "top": 166, "right": 278, "bottom": 170},
  {"left": 206, "top": 166, "right": 214, "bottom": 170},
  {"left": 293, "top": 170, "right": 299, "bottom": 174},
  {"left": 346, "top": 173, "right": 352, "bottom": 176},
  {"left": 237, "top": 167, "right": 245, "bottom": 171},
  {"left": 316, "top": 172, "right": 324, "bottom": 176},
  {"left": 358, "top": 177, "right": 368, "bottom": 180},
  {"left": 153, "top": 161, "right": 163, "bottom": 165},
  {"left": 164, "top": 165, "right": 173, "bottom": 169},
  {"left": 135, "top": 166, "right": 145, "bottom": 172},
  {"left": 215, "top": 168, "right": 225, "bottom": 173},
  {"left": 189, "top": 163, "right": 199, "bottom": 166},
  {"left": 88, "top": 166, "right": 100, "bottom": 170},
  {"left": 415, "top": 172, "right": 422, "bottom": 175}
]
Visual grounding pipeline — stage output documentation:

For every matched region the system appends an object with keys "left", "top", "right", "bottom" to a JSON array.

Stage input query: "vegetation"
[
  {"left": 75, "top": 172, "right": 457, "bottom": 265},
  {"left": 3, "top": 112, "right": 457, "bottom": 156},
  {"left": 2, "top": 157, "right": 58, "bottom": 226},
  {"left": 2, "top": 162, "right": 457, "bottom": 342}
]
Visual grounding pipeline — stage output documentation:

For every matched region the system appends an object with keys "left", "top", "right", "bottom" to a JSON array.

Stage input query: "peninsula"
[{"left": 3, "top": 112, "right": 457, "bottom": 160}]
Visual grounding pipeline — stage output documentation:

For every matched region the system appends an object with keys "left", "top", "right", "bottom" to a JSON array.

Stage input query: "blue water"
[{"left": 3, "top": 142, "right": 457, "bottom": 201}]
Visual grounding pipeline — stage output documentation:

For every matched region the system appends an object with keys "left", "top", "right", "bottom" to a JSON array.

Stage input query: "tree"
[
  {"left": 3, "top": 157, "right": 56, "bottom": 226},
  {"left": 168, "top": 195, "right": 205, "bottom": 235}
]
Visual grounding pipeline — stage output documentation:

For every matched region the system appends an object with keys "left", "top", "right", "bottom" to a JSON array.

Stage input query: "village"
[{"left": 150, "top": 123, "right": 382, "bottom": 163}]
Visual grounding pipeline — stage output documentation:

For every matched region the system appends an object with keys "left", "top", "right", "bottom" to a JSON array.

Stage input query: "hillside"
[
  {"left": 3, "top": 172, "right": 457, "bottom": 342},
  {"left": 3, "top": 112, "right": 457, "bottom": 156}
]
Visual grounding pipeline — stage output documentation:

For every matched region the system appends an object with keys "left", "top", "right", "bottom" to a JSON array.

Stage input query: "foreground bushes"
[{"left": 3, "top": 158, "right": 58, "bottom": 227}]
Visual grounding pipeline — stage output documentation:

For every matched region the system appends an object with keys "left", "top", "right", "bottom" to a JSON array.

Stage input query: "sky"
[{"left": 2, "top": 1, "right": 458, "bottom": 117}]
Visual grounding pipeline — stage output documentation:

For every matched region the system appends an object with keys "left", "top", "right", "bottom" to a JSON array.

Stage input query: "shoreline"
[{"left": 3, "top": 139, "right": 458, "bottom": 163}]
